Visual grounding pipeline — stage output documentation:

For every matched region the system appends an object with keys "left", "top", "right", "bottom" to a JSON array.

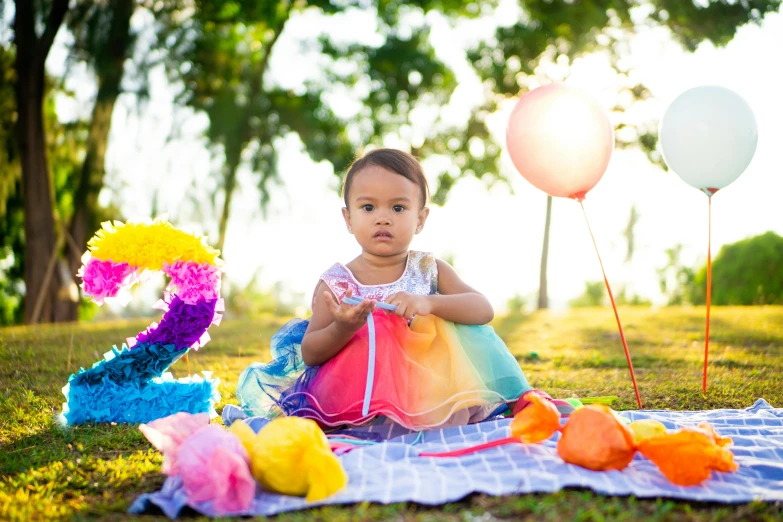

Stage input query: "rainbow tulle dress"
[{"left": 236, "top": 251, "right": 531, "bottom": 430}]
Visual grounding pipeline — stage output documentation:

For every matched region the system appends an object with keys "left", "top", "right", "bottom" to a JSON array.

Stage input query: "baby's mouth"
[{"left": 373, "top": 230, "right": 393, "bottom": 240}]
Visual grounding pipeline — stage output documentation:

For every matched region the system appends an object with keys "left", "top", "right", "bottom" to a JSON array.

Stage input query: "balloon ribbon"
[
  {"left": 579, "top": 201, "right": 643, "bottom": 409},
  {"left": 703, "top": 196, "right": 712, "bottom": 392},
  {"left": 419, "top": 436, "right": 519, "bottom": 458},
  {"left": 342, "top": 296, "right": 397, "bottom": 416}
]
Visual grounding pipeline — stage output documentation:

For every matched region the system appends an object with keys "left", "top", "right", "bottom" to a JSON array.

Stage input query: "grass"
[{"left": 1, "top": 306, "right": 782, "bottom": 521}]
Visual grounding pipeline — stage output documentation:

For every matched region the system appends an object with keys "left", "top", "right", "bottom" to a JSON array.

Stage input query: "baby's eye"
[
  {"left": 361, "top": 204, "right": 374, "bottom": 211},
  {"left": 392, "top": 205, "right": 405, "bottom": 213}
]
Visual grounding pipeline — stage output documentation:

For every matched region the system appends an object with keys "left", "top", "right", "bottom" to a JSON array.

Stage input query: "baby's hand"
[
  {"left": 324, "top": 287, "right": 376, "bottom": 333},
  {"left": 385, "top": 292, "right": 432, "bottom": 321}
]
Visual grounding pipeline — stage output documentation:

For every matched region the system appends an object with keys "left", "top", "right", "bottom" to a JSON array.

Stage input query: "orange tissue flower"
[
  {"left": 637, "top": 424, "right": 738, "bottom": 486},
  {"left": 510, "top": 393, "right": 561, "bottom": 443},
  {"left": 557, "top": 404, "right": 636, "bottom": 471}
]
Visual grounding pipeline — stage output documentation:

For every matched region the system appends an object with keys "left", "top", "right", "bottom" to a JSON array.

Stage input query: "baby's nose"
[{"left": 375, "top": 213, "right": 392, "bottom": 225}]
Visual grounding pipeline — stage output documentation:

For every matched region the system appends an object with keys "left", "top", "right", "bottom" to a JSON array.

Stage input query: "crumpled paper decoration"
[
  {"left": 557, "top": 404, "right": 637, "bottom": 472},
  {"left": 510, "top": 392, "right": 561, "bottom": 443},
  {"left": 66, "top": 218, "right": 225, "bottom": 427},
  {"left": 629, "top": 419, "right": 668, "bottom": 444},
  {"left": 230, "top": 416, "right": 347, "bottom": 502},
  {"left": 139, "top": 412, "right": 210, "bottom": 474},
  {"left": 87, "top": 219, "right": 220, "bottom": 270},
  {"left": 77, "top": 254, "right": 140, "bottom": 305},
  {"left": 61, "top": 342, "right": 220, "bottom": 424},
  {"left": 134, "top": 295, "right": 221, "bottom": 351},
  {"left": 163, "top": 261, "right": 221, "bottom": 305},
  {"left": 637, "top": 422, "right": 739, "bottom": 486},
  {"left": 139, "top": 414, "right": 255, "bottom": 514}
]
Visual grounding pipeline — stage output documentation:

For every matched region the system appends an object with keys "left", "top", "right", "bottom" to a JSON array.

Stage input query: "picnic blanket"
[{"left": 130, "top": 399, "right": 783, "bottom": 518}]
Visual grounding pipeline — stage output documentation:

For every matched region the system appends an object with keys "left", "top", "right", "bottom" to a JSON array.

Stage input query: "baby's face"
[{"left": 343, "top": 165, "right": 428, "bottom": 257}]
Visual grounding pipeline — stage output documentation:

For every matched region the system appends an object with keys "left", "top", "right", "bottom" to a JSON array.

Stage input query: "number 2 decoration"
[{"left": 61, "top": 220, "right": 223, "bottom": 425}]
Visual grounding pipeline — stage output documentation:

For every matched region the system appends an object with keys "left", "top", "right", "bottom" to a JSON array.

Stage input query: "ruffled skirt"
[{"left": 236, "top": 311, "right": 530, "bottom": 430}]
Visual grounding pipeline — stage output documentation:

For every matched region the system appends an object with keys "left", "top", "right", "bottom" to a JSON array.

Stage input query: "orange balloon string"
[
  {"left": 579, "top": 201, "right": 643, "bottom": 409},
  {"left": 185, "top": 352, "right": 192, "bottom": 377},
  {"left": 703, "top": 196, "right": 712, "bottom": 393}
]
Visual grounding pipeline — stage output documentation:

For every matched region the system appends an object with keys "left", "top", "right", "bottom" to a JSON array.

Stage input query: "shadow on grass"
[
  {"left": 0, "top": 422, "right": 149, "bottom": 477},
  {"left": 643, "top": 311, "right": 783, "bottom": 349}
]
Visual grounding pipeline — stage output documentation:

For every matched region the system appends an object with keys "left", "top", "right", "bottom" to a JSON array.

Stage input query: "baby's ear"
[
  {"left": 341, "top": 207, "right": 352, "bottom": 233},
  {"left": 416, "top": 206, "right": 430, "bottom": 233}
]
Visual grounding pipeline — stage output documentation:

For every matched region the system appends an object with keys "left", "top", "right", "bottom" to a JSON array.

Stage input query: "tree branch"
[{"left": 35, "top": 0, "right": 70, "bottom": 73}]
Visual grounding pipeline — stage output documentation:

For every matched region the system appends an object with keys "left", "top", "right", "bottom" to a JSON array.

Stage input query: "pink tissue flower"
[
  {"left": 163, "top": 261, "right": 221, "bottom": 304},
  {"left": 139, "top": 412, "right": 210, "bottom": 474},
  {"left": 139, "top": 413, "right": 256, "bottom": 514},
  {"left": 78, "top": 257, "right": 138, "bottom": 303},
  {"left": 178, "top": 425, "right": 256, "bottom": 514}
]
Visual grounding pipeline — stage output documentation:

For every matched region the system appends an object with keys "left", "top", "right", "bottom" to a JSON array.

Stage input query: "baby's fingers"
[
  {"left": 324, "top": 291, "right": 340, "bottom": 315},
  {"left": 358, "top": 298, "right": 376, "bottom": 315}
]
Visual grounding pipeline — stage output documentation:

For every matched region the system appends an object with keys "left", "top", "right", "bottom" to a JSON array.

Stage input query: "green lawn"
[{"left": 1, "top": 307, "right": 782, "bottom": 521}]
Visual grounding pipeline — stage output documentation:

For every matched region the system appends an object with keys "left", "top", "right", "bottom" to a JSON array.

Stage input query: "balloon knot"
[
  {"left": 701, "top": 187, "right": 720, "bottom": 197},
  {"left": 569, "top": 191, "right": 587, "bottom": 202}
]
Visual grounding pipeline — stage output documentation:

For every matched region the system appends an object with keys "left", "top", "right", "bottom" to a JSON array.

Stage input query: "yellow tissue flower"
[
  {"left": 88, "top": 220, "right": 221, "bottom": 269},
  {"left": 230, "top": 417, "right": 347, "bottom": 502},
  {"left": 629, "top": 419, "right": 668, "bottom": 444}
]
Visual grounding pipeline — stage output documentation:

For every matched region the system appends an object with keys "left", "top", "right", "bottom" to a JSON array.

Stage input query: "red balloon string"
[
  {"left": 703, "top": 196, "right": 712, "bottom": 393},
  {"left": 579, "top": 201, "right": 643, "bottom": 409},
  {"left": 418, "top": 436, "right": 519, "bottom": 458}
]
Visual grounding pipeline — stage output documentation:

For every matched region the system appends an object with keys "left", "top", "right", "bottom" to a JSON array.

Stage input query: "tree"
[
  {"left": 11, "top": 0, "right": 71, "bottom": 323},
  {"left": 155, "top": 0, "right": 495, "bottom": 252},
  {"left": 65, "top": 0, "right": 136, "bottom": 311},
  {"left": 656, "top": 244, "right": 697, "bottom": 306},
  {"left": 0, "top": 45, "right": 23, "bottom": 325},
  {"left": 0, "top": 51, "right": 91, "bottom": 324},
  {"left": 692, "top": 231, "right": 783, "bottom": 305},
  {"left": 467, "top": 0, "right": 780, "bottom": 309},
  {"left": 158, "top": 0, "right": 780, "bottom": 301}
]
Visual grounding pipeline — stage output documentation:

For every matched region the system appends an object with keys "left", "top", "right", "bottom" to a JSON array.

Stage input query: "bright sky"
[{"left": 50, "top": 5, "right": 783, "bottom": 313}]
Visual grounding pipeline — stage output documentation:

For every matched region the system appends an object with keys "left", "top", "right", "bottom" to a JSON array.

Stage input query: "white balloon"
[{"left": 659, "top": 86, "right": 758, "bottom": 195}]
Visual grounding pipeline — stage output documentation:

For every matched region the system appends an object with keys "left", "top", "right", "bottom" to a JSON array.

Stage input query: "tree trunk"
[
  {"left": 68, "top": 0, "right": 134, "bottom": 302},
  {"left": 216, "top": 150, "right": 241, "bottom": 254},
  {"left": 537, "top": 195, "right": 552, "bottom": 310},
  {"left": 14, "top": 0, "right": 70, "bottom": 323},
  {"left": 213, "top": 14, "right": 289, "bottom": 254}
]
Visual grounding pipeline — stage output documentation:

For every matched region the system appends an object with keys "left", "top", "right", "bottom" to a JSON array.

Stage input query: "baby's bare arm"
[
  {"left": 428, "top": 259, "right": 494, "bottom": 325},
  {"left": 301, "top": 283, "right": 375, "bottom": 366}
]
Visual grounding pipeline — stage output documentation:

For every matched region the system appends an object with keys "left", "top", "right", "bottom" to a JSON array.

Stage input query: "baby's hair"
[{"left": 342, "top": 148, "right": 430, "bottom": 209}]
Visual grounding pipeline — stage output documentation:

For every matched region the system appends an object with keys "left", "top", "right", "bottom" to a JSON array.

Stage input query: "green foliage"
[
  {"left": 615, "top": 287, "right": 652, "bottom": 307},
  {"left": 692, "top": 231, "right": 783, "bottom": 306},
  {"left": 0, "top": 45, "right": 18, "bottom": 218},
  {"left": 0, "top": 44, "right": 24, "bottom": 326},
  {"left": 222, "top": 278, "right": 298, "bottom": 318},
  {"left": 155, "top": 0, "right": 484, "bottom": 226},
  {"left": 569, "top": 280, "right": 606, "bottom": 308},
  {"left": 0, "top": 41, "right": 100, "bottom": 325},
  {"left": 506, "top": 292, "right": 527, "bottom": 314},
  {"left": 652, "top": 0, "right": 782, "bottom": 51},
  {"left": 469, "top": 0, "right": 781, "bottom": 168},
  {"left": 657, "top": 244, "right": 699, "bottom": 306}
]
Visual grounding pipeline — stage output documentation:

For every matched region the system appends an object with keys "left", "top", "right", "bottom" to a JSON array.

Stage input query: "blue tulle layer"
[
  {"left": 61, "top": 342, "right": 220, "bottom": 425},
  {"left": 236, "top": 319, "right": 311, "bottom": 418}
]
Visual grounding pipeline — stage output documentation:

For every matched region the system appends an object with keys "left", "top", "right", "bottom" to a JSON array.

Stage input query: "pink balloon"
[{"left": 506, "top": 83, "right": 614, "bottom": 200}]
